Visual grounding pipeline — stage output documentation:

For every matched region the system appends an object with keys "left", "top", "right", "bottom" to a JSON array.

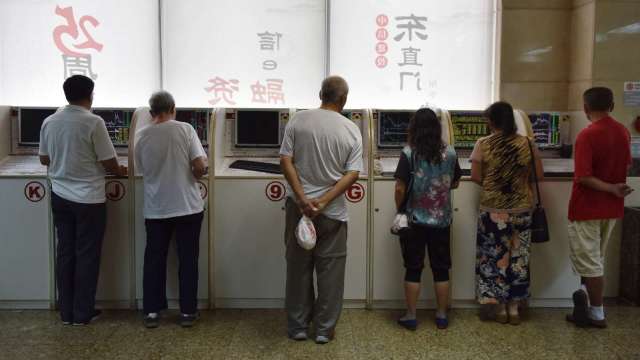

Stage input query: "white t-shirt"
[
  {"left": 279, "top": 108, "right": 363, "bottom": 222},
  {"left": 135, "top": 120, "right": 207, "bottom": 219},
  {"left": 38, "top": 105, "right": 117, "bottom": 204}
]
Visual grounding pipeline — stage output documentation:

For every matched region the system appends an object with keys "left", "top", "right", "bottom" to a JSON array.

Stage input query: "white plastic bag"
[
  {"left": 390, "top": 213, "right": 410, "bottom": 235},
  {"left": 296, "top": 215, "right": 317, "bottom": 250}
]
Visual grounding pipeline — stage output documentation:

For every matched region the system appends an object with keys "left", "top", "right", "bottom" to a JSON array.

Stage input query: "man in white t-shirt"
[
  {"left": 135, "top": 91, "right": 208, "bottom": 329},
  {"left": 280, "top": 76, "right": 363, "bottom": 344},
  {"left": 39, "top": 75, "right": 127, "bottom": 326}
]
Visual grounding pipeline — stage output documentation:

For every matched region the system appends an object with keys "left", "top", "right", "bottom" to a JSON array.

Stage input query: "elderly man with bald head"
[{"left": 279, "top": 76, "right": 363, "bottom": 344}]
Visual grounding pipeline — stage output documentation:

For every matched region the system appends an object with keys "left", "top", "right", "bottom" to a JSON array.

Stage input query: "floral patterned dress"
[{"left": 470, "top": 134, "right": 535, "bottom": 304}]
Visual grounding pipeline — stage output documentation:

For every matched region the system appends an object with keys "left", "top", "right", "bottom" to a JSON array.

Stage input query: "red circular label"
[
  {"left": 105, "top": 180, "right": 126, "bottom": 201},
  {"left": 265, "top": 181, "right": 286, "bottom": 201},
  {"left": 197, "top": 181, "right": 208, "bottom": 200},
  {"left": 24, "top": 181, "right": 46, "bottom": 202},
  {"left": 376, "top": 14, "right": 389, "bottom": 27},
  {"left": 376, "top": 28, "right": 389, "bottom": 41},
  {"left": 345, "top": 183, "right": 365, "bottom": 203},
  {"left": 375, "top": 56, "right": 388, "bottom": 69},
  {"left": 375, "top": 42, "right": 388, "bottom": 55}
]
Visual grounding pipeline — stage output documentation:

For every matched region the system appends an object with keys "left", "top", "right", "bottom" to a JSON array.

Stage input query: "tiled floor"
[{"left": 0, "top": 307, "right": 639, "bottom": 359}]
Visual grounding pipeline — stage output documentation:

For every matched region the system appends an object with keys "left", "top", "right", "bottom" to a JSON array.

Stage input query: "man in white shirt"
[
  {"left": 39, "top": 75, "right": 127, "bottom": 325},
  {"left": 135, "top": 91, "right": 208, "bottom": 328},
  {"left": 280, "top": 76, "right": 363, "bottom": 344}
]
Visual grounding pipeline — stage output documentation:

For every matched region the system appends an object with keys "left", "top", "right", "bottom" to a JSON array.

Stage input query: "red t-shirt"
[{"left": 569, "top": 116, "right": 631, "bottom": 221}]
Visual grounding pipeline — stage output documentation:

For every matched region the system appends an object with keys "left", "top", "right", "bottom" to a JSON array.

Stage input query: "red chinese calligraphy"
[
  {"left": 53, "top": 6, "right": 103, "bottom": 57},
  {"left": 204, "top": 77, "right": 239, "bottom": 105},
  {"left": 251, "top": 79, "right": 285, "bottom": 104}
]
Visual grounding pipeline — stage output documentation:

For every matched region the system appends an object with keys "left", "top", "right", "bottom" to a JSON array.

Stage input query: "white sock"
[
  {"left": 400, "top": 310, "right": 416, "bottom": 321},
  {"left": 589, "top": 305, "right": 605, "bottom": 321},
  {"left": 581, "top": 285, "right": 590, "bottom": 306}
]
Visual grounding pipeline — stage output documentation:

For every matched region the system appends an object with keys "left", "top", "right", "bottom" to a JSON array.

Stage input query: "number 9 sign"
[{"left": 265, "top": 181, "right": 286, "bottom": 202}]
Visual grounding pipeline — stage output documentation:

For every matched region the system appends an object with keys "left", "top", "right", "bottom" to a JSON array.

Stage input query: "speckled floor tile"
[
  {"left": 0, "top": 343, "right": 98, "bottom": 360},
  {"left": 0, "top": 307, "right": 638, "bottom": 359}
]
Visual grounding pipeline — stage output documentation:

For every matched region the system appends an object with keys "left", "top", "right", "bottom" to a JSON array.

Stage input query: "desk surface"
[
  {"left": 0, "top": 156, "right": 129, "bottom": 177},
  {"left": 377, "top": 157, "right": 574, "bottom": 178},
  {"left": 0, "top": 155, "right": 578, "bottom": 179}
]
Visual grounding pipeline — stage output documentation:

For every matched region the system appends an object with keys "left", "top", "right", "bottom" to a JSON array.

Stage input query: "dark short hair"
[
  {"left": 63, "top": 75, "right": 94, "bottom": 103},
  {"left": 583, "top": 87, "right": 614, "bottom": 112}
]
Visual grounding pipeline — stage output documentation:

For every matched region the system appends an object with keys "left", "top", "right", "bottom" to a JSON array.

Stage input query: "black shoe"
[
  {"left": 179, "top": 312, "right": 200, "bottom": 328},
  {"left": 143, "top": 313, "right": 160, "bottom": 329},
  {"left": 568, "top": 289, "right": 589, "bottom": 328},
  {"left": 73, "top": 309, "right": 102, "bottom": 326}
]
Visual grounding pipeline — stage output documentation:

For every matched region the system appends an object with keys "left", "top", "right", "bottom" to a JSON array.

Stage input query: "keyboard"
[{"left": 229, "top": 160, "right": 282, "bottom": 174}]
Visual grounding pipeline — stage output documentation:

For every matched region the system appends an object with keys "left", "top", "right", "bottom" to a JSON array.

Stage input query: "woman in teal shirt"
[{"left": 394, "top": 108, "right": 461, "bottom": 330}]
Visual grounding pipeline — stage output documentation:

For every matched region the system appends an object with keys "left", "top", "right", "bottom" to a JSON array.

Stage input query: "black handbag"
[{"left": 527, "top": 139, "right": 550, "bottom": 243}]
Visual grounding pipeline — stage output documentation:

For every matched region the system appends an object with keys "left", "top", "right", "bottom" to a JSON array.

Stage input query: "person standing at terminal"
[
  {"left": 280, "top": 76, "right": 363, "bottom": 344},
  {"left": 39, "top": 75, "right": 127, "bottom": 325},
  {"left": 566, "top": 87, "right": 633, "bottom": 329},
  {"left": 470, "top": 101, "right": 543, "bottom": 325},
  {"left": 135, "top": 91, "right": 208, "bottom": 328},
  {"left": 394, "top": 108, "right": 461, "bottom": 331}
]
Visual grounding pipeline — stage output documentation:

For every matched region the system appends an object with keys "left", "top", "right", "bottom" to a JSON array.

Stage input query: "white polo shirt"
[
  {"left": 39, "top": 105, "right": 117, "bottom": 204},
  {"left": 135, "top": 120, "right": 207, "bottom": 219}
]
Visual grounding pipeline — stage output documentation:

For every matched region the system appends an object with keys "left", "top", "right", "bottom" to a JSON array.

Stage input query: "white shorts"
[{"left": 568, "top": 219, "right": 616, "bottom": 277}]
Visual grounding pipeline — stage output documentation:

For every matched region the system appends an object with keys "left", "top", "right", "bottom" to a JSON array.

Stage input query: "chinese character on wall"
[{"left": 53, "top": 6, "right": 103, "bottom": 80}]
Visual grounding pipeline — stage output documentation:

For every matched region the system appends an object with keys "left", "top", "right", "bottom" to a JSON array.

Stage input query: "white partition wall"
[
  {"left": 0, "top": 0, "right": 160, "bottom": 107},
  {"left": 0, "top": 178, "right": 52, "bottom": 308},
  {"left": 95, "top": 177, "right": 132, "bottom": 308},
  {"left": 161, "top": 0, "right": 326, "bottom": 108}
]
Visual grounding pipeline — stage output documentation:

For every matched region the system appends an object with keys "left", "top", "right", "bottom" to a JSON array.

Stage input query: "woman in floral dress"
[{"left": 470, "top": 101, "right": 543, "bottom": 325}]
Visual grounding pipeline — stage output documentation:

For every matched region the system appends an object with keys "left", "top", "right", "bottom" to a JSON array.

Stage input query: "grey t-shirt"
[{"left": 279, "top": 108, "right": 363, "bottom": 222}]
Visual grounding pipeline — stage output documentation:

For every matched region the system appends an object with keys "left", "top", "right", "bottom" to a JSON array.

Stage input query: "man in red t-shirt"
[{"left": 566, "top": 87, "right": 633, "bottom": 329}]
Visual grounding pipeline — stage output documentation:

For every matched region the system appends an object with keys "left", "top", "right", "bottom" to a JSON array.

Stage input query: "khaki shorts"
[{"left": 568, "top": 219, "right": 616, "bottom": 277}]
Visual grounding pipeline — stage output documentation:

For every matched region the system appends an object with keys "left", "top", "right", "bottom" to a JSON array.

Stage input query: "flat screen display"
[
  {"left": 176, "top": 109, "right": 209, "bottom": 145},
  {"left": 93, "top": 109, "right": 134, "bottom": 146},
  {"left": 450, "top": 111, "right": 488, "bottom": 149},
  {"left": 235, "top": 110, "right": 281, "bottom": 148},
  {"left": 19, "top": 108, "right": 56, "bottom": 145},
  {"left": 377, "top": 111, "right": 414, "bottom": 148}
]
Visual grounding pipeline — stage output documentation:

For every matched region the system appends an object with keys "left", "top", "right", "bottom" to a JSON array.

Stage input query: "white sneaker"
[
  {"left": 291, "top": 331, "right": 308, "bottom": 341},
  {"left": 315, "top": 335, "right": 330, "bottom": 344}
]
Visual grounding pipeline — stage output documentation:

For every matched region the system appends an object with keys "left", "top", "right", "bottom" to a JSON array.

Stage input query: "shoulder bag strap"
[
  {"left": 526, "top": 138, "right": 542, "bottom": 208},
  {"left": 399, "top": 150, "right": 416, "bottom": 211}
]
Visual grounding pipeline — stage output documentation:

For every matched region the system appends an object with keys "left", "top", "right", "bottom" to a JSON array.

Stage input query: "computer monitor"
[
  {"left": 450, "top": 111, "right": 488, "bottom": 149},
  {"left": 529, "top": 112, "right": 560, "bottom": 147},
  {"left": 19, "top": 108, "right": 57, "bottom": 145},
  {"left": 93, "top": 109, "right": 133, "bottom": 146},
  {"left": 176, "top": 109, "right": 209, "bottom": 145},
  {"left": 235, "top": 110, "right": 281, "bottom": 148},
  {"left": 377, "top": 111, "right": 414, "bottom": 148}
]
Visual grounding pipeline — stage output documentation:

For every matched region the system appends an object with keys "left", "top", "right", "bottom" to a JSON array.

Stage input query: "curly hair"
[{"left": 407, "top": 108, "right": 445, "bottom": 164}]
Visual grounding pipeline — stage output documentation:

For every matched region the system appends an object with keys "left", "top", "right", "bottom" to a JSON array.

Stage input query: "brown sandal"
[{"left": 495, "top": 313, "right": 508, "bottom": 324}]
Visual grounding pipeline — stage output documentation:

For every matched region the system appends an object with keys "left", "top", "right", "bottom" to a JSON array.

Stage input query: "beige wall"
[
  {"left": 499, "top": 0, "right": 640, "bottom": 136},
  {"left": 499, "top": 0, "right": 571, "bottom": 111}
]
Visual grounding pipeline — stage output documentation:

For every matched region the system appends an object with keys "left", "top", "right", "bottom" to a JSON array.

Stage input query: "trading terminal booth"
[
  {"left": 0, "top": 106, "right": 134, "bottom": 309},
  {"left": 212, "top": 107, "right": 370, "bottom": 308}
]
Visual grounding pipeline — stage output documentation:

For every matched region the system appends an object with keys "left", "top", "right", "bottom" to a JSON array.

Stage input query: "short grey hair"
[
  {"left": 149, "top": 90, "right": 175, "bottom": 116},
  {"left": 320, "top": 76, "right": 349, "bottom": 104}
]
